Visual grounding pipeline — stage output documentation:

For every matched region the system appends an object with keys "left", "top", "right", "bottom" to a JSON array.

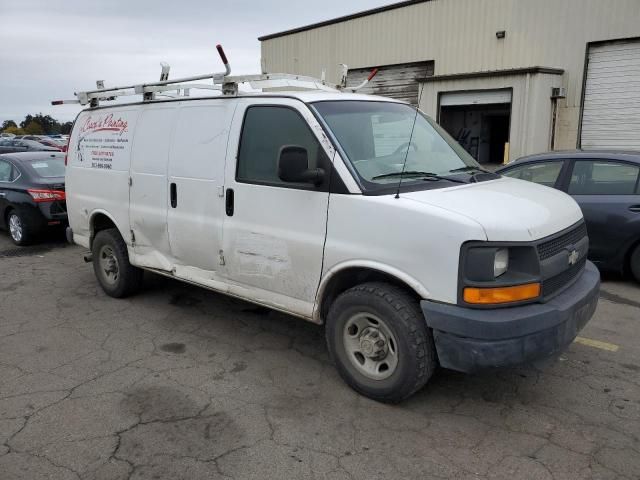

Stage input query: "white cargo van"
[{"left": 60, "top": 57, "right": 599, "bottom": 402}]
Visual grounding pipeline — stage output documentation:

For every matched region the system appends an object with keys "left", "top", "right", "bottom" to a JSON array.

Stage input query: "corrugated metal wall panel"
[
  {"left": 347, "top": 62, "right": 434, "bottom": 105},
  {"left": 581, "top": 39, "right": 640, "bottom": 150},
  {"left": 261, "top": 0, "right": 639, "bottom": 108}
]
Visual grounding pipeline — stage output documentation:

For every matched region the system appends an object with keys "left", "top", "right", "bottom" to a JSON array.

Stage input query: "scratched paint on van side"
[{"left": 234, "top": 232, "right": 291, "bottom": 278}]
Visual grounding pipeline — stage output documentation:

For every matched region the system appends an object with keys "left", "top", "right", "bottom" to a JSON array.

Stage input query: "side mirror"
[{"left": 277, "top": 145, "right": 325, "bottom": 186}]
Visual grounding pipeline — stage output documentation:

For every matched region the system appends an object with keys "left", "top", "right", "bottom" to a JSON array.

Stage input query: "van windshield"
[{"left": 312, "top": 101, "right": 480, "bottom": 190}]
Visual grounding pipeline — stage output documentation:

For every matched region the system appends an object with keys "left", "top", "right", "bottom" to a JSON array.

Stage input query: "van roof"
[
  {"left": 78, "top": 90, "right": 405, "bottom": 111},
  {"left": 243, "top": 90, "right": 405, "bottom": 103}
]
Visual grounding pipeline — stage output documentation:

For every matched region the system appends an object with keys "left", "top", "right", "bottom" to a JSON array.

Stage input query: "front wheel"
[
  {"left": 92, "top": 228, "right": 143, "bottom": 298},
  {"left": 325, "top": 282, "right": 436, "bottom": 403}
]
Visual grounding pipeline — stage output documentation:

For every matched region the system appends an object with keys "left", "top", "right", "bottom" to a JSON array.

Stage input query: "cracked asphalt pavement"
[{"left": 0, "top": 233, "right": 639, "bottom": 480}]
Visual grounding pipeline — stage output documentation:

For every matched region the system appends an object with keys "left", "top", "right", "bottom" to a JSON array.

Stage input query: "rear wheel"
[
  {"left": 92, "top": 228, "right": 143, "bottom": 298},
  {"left": 7, "top": 210, "right": 33, "bottom": 246},
  {"left": 325, "top": 282, "right": 436, "bottom": 403},
  {"left": 630, "top": 244, "right": 640, "bottom": 283}
]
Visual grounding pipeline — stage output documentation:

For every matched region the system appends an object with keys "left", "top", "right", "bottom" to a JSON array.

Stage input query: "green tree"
[
  {"left": 19, "top": 115, "right": 34, "bottom": 130},
  {"left": 3, "top": 126, "right": 24, "bottom": 135},
  {"left": 19, "top": 114, "right": 61, "bottom": 134},
  {"left": 1, "top": 120, "right": 17, "bottom": 131},
  {"left": 60, "top": 121, "right": 73, "bottom": 135},
  {"left": 23, "top": 121, "right": 44, "bottom": 135}
]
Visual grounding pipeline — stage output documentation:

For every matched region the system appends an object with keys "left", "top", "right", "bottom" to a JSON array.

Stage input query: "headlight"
[
  {"left": 460, "top": 243, "right": 541, "bottom": 306},
  {"left": 494, "top": 248, "right": 509, "bottom": 278}
]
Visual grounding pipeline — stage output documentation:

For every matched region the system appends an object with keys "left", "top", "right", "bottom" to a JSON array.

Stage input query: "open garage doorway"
[{"left": 438, "top": 89, "right": 511, "bottom": 166}]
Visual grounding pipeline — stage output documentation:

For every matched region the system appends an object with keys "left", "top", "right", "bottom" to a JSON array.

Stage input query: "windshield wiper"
[
  {"left": 372, "top": 171, "right": 467, "bottom": 183},
  {"left": 448, "top": 165, "right": 491, "bottom": 173},
  {"left": 448, "top": 165, "right": 501, "bottom": 183}
]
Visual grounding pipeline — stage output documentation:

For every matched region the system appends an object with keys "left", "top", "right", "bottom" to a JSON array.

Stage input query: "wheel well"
[
  {"left": 3, "top": 206, "right": 13, "bottom": 226},
  {"left": 318, "top": 267, "right": 421, "bottom": 323},
  {"left": 90, "top": 213, "right": 118, "bottom": 247},
  {"left": 624, "top": 238, "right": 640, "bottom": 273}
]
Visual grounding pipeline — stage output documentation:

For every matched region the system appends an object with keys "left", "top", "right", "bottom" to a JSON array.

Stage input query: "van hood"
[{"left": 403, "top": 177, "right": 583, "bottom": 241}]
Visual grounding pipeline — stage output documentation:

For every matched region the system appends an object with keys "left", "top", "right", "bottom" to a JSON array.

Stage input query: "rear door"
[
  {"left": 566, "top": 159, "right": 640, "bottom": 263},
  {"left": 129, "top": 106, "right": 176, "bottom": 269},
  {"left": 166, "top": 101, "right": 236, "bottom": 276},
  {"left": 220, "top": 98, "right": 332, "bottom": 318}
]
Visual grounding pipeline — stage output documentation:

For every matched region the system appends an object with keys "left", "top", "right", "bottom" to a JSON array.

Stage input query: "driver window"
[
  {"left": 236, "top": 106, "right": 326, "bottom": 188},
  {"left": 502, "top": 161, "right": 563, "bottom": 188}
]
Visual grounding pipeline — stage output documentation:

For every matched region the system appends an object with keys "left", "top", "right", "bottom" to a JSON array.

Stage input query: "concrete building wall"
[{"left": 261, "top": 0, "right": 640, "bottom": 153}]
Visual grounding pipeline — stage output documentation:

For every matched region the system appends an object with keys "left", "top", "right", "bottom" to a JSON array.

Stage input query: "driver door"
[{"left": 221, "top": 99, "right": 332, "bottom": 318}]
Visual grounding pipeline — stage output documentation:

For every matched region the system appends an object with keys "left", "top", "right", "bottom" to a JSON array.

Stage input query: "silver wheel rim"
[
  {"left": 343, "top": 312, "right": 399, "bottom": 380},
  {"left": 9, "top": 214, "right": 22, "bottom": 242},
  {"left": 99, "top": 245, "right": 119, "bottom": 286}
]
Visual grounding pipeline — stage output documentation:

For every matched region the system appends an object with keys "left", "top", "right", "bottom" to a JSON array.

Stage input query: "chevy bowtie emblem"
[{"left": 568, "top": 249, "right": 580, "bottom": 266}]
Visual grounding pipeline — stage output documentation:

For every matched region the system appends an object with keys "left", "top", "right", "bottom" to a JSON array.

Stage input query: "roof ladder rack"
[{"left": 52, "top": 44, "right": 379, "bottom": 107}]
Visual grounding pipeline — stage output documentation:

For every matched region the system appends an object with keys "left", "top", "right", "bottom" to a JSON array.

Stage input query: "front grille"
[
  {"left": 537, "top": 222, "right": 588, "bottom": 260},
  {"left": 543, "top": 257, "right": 587, "bottom": 298}
]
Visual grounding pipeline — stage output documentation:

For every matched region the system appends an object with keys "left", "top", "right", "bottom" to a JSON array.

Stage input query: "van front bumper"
[{"left": 421, "top": 261, "right": 600, "bottom": 373}]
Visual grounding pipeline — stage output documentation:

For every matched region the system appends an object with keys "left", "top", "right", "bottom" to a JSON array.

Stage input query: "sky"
[{"left": 0, "top": 0, "right": 393, "bottom": 125}]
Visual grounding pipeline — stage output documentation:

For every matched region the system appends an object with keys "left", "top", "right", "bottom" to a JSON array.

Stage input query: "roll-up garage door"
[
  {"left": 581, "top": 39, "right": 640, "bottom": 150},
  {"left": 440, "top": 89, "right": 512, "bottom": 107},
  {"left": 348, "top": 61, "right": 434, "bottom": 105}
]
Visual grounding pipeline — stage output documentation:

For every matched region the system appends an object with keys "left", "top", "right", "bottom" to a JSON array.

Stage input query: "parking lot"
[{"left": 0, "top": 232, "right": 638, "bottom": 480}]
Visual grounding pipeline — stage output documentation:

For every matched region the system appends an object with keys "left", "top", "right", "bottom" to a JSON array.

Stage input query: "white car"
[{"left": 64, "top": 90, "right": 600, "bottom": 402}]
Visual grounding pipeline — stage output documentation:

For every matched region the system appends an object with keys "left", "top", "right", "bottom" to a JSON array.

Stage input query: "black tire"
[
  {"left": 630, "top": 244, "right": 640, "bottom": 283},
  {"left": 92, "top": 228, "right": 143, "bottom": 298},
  {"left": 325, "top": 282, "right": 436, "bottom": 403},
  {"left": 6, "top": 209, "right": 34, "bottom": 246}
]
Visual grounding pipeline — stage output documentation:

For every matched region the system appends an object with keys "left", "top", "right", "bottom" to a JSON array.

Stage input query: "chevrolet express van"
[{"left": 64, "top": 90, "right": 600, "bottom": 402}]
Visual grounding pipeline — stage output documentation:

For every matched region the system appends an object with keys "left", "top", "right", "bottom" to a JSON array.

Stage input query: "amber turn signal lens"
[{"left": 463, "top": 283, "right": 541, "bottom": 305}]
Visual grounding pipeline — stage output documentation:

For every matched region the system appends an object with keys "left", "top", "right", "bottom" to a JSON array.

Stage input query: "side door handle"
[
  {"left": 0, "top": 192, "right": 6, "bottom": 198},
  {"left": 225, "top": 188, "right": 234, "bottom": 216},
  {"left": 629, "top": 205, "right": 640, "bottom": 213},
  {"left": 170, "top": 183, "right": 177, "bottom": 208}
]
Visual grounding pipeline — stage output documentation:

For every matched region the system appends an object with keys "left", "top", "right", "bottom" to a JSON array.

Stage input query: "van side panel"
[
  {"left": 66, "top": 108, "right": 139, "bottom": 247},
  {"left": 322, "top": 194, "right": 487, "bottom": 306},
  {"left": 167, "top": 102, "right": 236, "bottom": 271},
  {"left": 129, "top": 106, "right": 177, "bottom": 270}
]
